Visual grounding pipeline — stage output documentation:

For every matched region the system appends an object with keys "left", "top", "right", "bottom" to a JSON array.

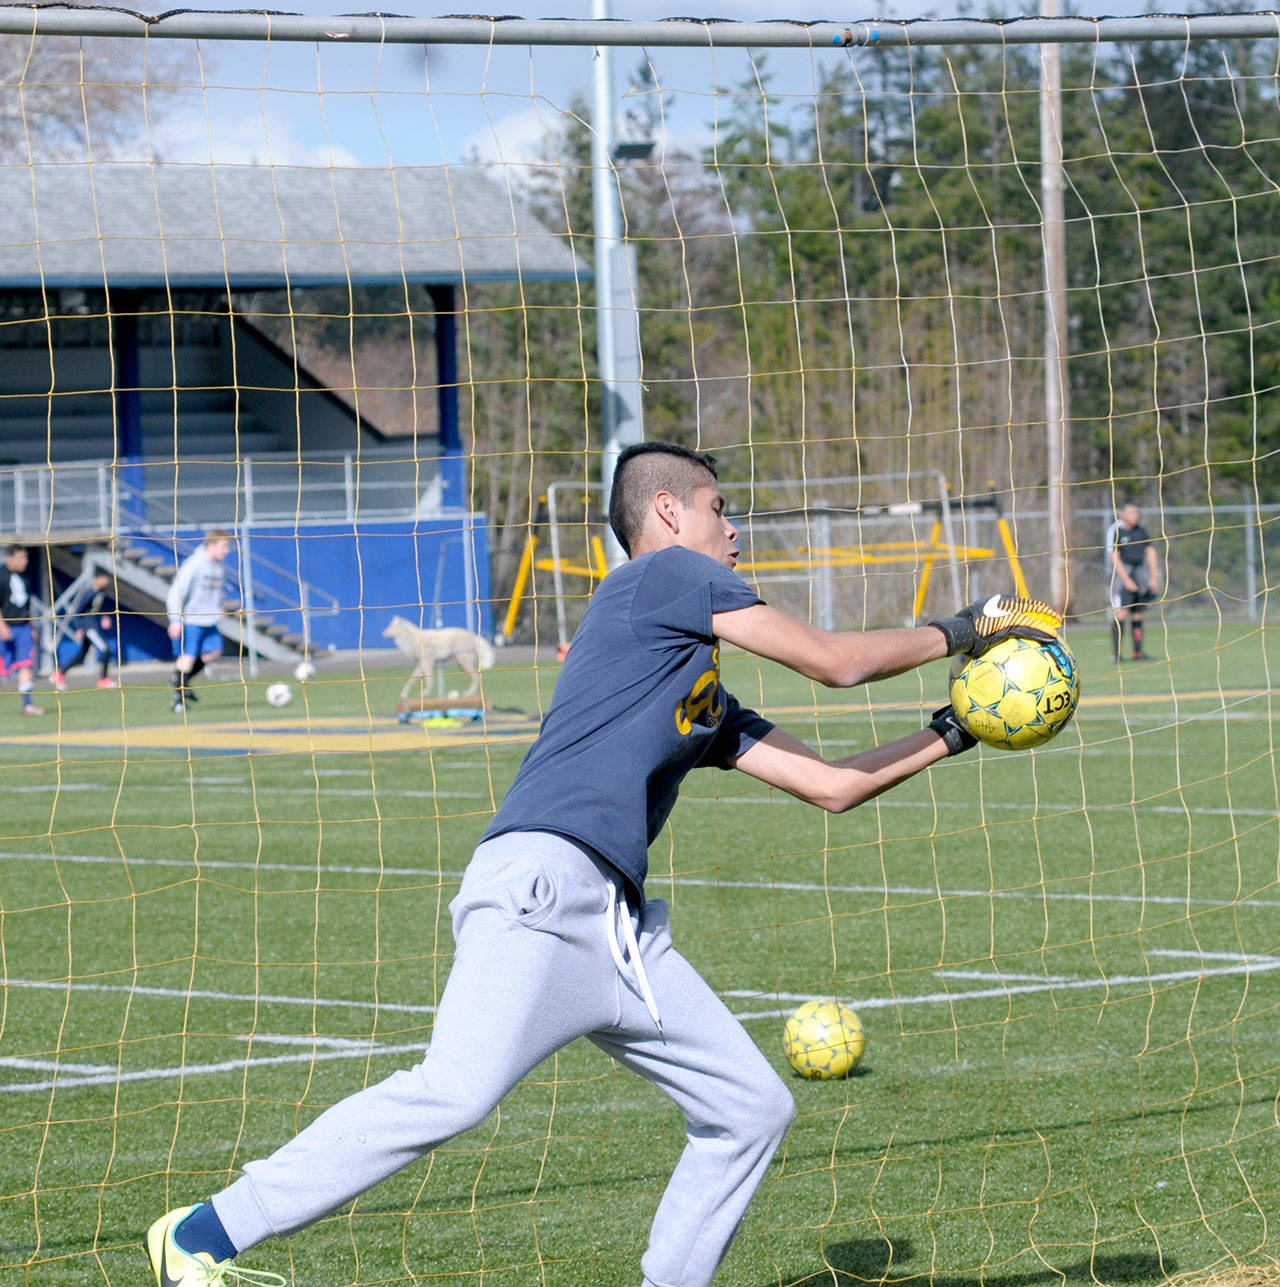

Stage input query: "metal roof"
[{"left": 0, "top": 163, "right": 584, "bottom": 289}]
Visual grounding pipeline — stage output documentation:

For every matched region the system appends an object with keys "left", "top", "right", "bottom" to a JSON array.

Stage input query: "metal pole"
[
  {"left": 547, "top": 482, "right": 570, "bottom": 650},
  {"left": 1245, "top": 500, "right": 1259, "bottom": 621},
  {"left": 239, "top": 531, "right": 259, "bottom": 680},
  {"left": 3, "top": 11, "right": 1277, "bottom": 48},
  {"left": 1041, "top": 0, "right": 1072, "bottom": 613},
  {"left": 592, "top": 0, "right": 625, "bottom": 567},
  {"left": 463, "top": 511, "right": 478, "bottom": 636},
  {"left": 241, "top": 458, "right": 258, "bottom": 679},
  {"left": 813, "top": 505, "right": 833, "bottom": 631},
  {"left": 935, "top": 472, "right": 964, "bottom": 608}
]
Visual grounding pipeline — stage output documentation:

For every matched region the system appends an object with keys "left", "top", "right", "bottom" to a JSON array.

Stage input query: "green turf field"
[{"left": 3, "top": 619, "right": 1278, "bottom": 1286}]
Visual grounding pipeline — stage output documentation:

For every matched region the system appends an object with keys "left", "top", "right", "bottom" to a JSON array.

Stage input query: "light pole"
[
  {"left": 1040, "top": 0, "right": 1072, "bottom": 614},
  {"left": 591, "top": 0, "right": 645, "bottom": 564}
]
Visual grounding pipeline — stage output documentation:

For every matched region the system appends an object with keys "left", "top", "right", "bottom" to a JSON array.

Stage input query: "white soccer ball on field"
[
  {"left": 265, "top": 682, "right": 293, "bottom": 708},
  {"left": 293, "top": 660, "right": 316, "bottom": 682}
]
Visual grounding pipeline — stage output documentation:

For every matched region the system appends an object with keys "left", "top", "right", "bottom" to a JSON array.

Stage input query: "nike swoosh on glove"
[
  {"left": 929, "top": 594, "right": 1063, "bottom": 657},
  {"left": 928, "top": 705, "right": 978, "bottom": 756}
]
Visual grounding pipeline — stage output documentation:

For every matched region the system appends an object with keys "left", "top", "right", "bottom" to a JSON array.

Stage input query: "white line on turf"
[
  {"left": 1146, "top": 948, "right": 1279, "bottom": 961},
  {"left": 3, "top": 783, "right": 492, "bottom": 800},
  {"left": 728, "top": 956, "right": 1280, "bottom": 1021},
  {"left": 3, "top": 978, "right": 440, "bottom": 1014},
  {"left": 0, "top": 852, "right": 456, "bottom": 879},
  {"left": 680, "top": 794, "right": 1279, "bottom": 818},
  {"left": 5, "top": 956, "right": 1278, "bottom": 1093},
  {"left": 11, "top": 782, "right": 1273, "bottom": 817},
  {"left": 0, "top": 1042, "right": 432, "bottom": 1094},
  {"left": 929, "top": 970, "right": 1079, "bottom": 982},
  {"left": 0, "top": 1056, "right": 123, "bottom": 1074},
  {"left": 3, "top": 850, "right": 1280, "bottom": 912},
  {"left": 656, "top": 874, "right": 1280, "bottom": 910},
  {"left": 7, "top": 778, "right": 1277, "bottom": 817},
  {"left": 0, "top": 1032, "right": 378, "bottom": 1079}
]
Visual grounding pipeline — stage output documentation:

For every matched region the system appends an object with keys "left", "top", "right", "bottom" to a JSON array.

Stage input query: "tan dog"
[{"left": 382, "top": 617, "right": 496, "bottom": 701}]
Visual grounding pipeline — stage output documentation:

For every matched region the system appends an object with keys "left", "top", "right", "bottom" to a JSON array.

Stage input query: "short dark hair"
[
  {"left": 5, "top": 544, "right": 25, "bottom": 558},
  {"left": 608, "top": 442, "right": 718, "bottom": 556}
]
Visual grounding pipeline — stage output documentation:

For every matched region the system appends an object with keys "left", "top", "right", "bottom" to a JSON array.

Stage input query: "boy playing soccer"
[
  {"left": 52, "top": 569, "right": 118, "bottom": 689},
  {"left": 0, "top": 544, "right": 44, "bottom": 716},
  {"left": 166, "top": 529, "right": 232, "bottom": 712},
  {"left": 146, "top": 443, "right": 1059, "bottom": 1287},
  {"left": 1105, "top": 502, "right": 1161, "bottom": 661}
]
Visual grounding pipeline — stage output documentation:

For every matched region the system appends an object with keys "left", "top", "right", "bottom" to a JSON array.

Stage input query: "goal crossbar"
[{"left": 1, "top": 7, "right": 1277, "bottom": 48}]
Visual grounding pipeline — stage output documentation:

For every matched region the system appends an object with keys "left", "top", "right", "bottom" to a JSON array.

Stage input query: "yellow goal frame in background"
[{"left": 500, "top": 488, "right": 1030, "bottom": 642}]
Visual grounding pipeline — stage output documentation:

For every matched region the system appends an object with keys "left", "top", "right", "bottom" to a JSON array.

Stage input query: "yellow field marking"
[
  {"left": 0, "top": 712, "right": 539, "bottom": 756},
  {"left": 0, "top": 689, "right": 1261, "bottom": 758}
]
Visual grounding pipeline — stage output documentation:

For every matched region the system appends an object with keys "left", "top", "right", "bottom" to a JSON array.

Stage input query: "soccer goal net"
[{"left": 1, "top": 11, "right": 1277, "bottom": 1287}]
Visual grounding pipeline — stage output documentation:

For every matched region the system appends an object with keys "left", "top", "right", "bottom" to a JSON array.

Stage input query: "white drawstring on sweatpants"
[{"left": 605, "top": 882, "right": 663, "bottom": 1035}]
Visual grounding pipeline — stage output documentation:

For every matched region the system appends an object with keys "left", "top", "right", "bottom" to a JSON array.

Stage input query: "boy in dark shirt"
[
  {"left": 146, "top": 443, "right": 1060, "bottom": 1287},
  {"left": 52, "top": 570, "right": 118, "bottom": 689},
  {"left": 0, "top": 545, "right": 44, "bottom": 716},
  {"left": 1105, "top": 503, "right": 1161, "bottom": 661}
]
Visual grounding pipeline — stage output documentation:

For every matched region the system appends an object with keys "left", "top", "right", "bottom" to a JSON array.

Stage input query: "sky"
[{"left": 141, "top": 0, "right": 1167, "bottom": 172}]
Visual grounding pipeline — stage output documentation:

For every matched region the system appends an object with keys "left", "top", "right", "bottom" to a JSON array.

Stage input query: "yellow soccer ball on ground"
[
  {"left": 949, "top": 635, "right": 1079, "bottom": 751},
  {"left": 782, "top": 1000, "right": 865, "bottom": 1080}
]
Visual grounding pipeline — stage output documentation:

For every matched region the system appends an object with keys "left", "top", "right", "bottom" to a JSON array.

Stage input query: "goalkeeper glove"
[
  {"left": 928, "top": 705, "right": 978, "bottom": 756},
  {"left": 929, "top": 593, "right": 1062, "bottom": 658}
]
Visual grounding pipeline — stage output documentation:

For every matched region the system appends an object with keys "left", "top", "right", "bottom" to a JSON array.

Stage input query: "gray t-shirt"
[
  {"left": 166, "top": 547, "right": 227, "bottom": 627},
  {"left": 484, "top": 546, "right": 775, "bottom": 899}
]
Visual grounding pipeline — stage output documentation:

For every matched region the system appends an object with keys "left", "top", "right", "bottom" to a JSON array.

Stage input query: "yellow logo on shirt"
[{"left": 675, "top": 643, "right": 723, "bottom": 735}]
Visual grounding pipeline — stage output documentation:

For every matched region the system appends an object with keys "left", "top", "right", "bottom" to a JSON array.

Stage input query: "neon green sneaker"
[{"left": 145, "top": 1206, "right": 284, "bottom": 1287}]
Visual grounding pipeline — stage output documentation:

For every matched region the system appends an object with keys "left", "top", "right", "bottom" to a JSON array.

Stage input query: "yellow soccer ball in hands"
[
  {"left": 949, "top": 635, "right": 1079, "bottom": 751},
  {"left": 783, "top": 1000, "right": 865, "bottom": 1080}
]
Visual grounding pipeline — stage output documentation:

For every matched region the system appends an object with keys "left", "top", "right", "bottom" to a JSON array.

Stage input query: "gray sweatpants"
[{"left": 212, "top": 832, "right": 795, "bottom": 1287}]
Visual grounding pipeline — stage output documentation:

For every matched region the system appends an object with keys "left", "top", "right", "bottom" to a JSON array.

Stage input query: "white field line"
[
  {"left": 922, "top": 970, "right": 1078, "bottom": 982},
  {"left": 0, "top": 1057, "right": 122, "bottom": 1074},
  {"left": 3, "top": 849, "right": 1280, "bottom": 912},
  {"left": 3, "top": 977, "right": 440, "bottom": 1014},
  {"left": 4, "top": 777, "right": 1277, "bottom": 818},
  {"left": 4, "top": 783, "right": 492, "bottom": 801},
  {"left": 680, "top": 795, "right": 1279, "bottom": 818},
  {"left": 728, "top": 954, "right": 1280, "bottom": 1021},
  {"left": 0, "top": 1041, "right": 431, "bottom": 1094},
  {"left": 657, "top": 875, "right": 1280, "bottom": 909},
  {"left": 1147, "top": 948, "right": 1277, "bottom": 960},
  {"left": 0, "top": 852, "right": 457, "bottom": 879},
  {"left": 4, "top": 953, "right": 1277, "bottom": 1095},
  {"left": 0, "top": 1032, "right": 379, "bottom": 1076}
]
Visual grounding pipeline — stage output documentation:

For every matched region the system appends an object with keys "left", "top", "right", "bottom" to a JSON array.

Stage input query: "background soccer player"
[
  {"left": 166, "top": 528, "right": 232, "bottom": 712},
  {"left": 53, "top": 569, "right": 118, "bottom": 689},
  {"left": 1106, "top": 502, "right": 1161, "bottom": 661},
  {"left": 0, "top": 544, "right": 44, "bottom": 716}
]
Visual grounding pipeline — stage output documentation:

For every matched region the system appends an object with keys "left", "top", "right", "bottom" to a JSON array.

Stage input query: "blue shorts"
[
  {"left": 0, "top": 624, "right": 36, "bottom": 675},
  {"left": 177, "top": 624, "right": 223, "bottom": 660}
]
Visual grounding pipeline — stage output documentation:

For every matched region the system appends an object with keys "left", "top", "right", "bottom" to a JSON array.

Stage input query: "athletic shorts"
[
  {"left": 1109, "top": 581, "right": 1153, "bottom": 612},
  {"left": 177, "top": 623, "right": 223, "bottom": 660},
  {"left": 0, "top": 623, "right": 36, "bottom": 675}
]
